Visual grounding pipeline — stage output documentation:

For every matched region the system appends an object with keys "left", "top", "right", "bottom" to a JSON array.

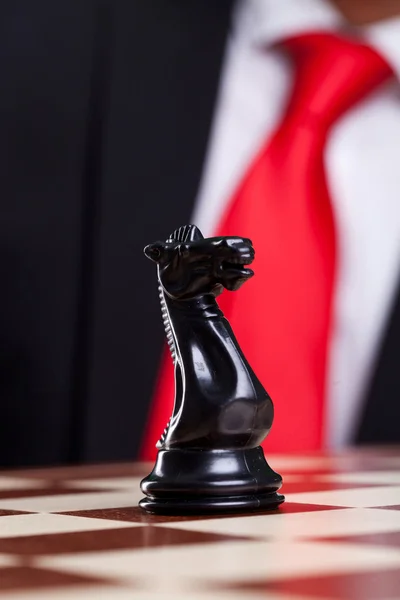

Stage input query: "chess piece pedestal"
[{"left": 140, "top": 446, "right": 284, "bottom": 514}]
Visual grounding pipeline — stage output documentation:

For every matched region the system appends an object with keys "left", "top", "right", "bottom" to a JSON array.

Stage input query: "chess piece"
[{"left": 139, "top": 225, "right": 284, "bottom": 514}]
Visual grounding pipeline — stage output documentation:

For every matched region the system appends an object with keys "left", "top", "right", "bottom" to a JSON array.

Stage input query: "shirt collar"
[
  {"left": 232, "top": 0, "right": 400, "bottom": 82},
  {"left": 364, "top": 18, "right": 400, "bottom": 82},
  {"left": 232, "top": 0, "right": 344, "bottom": 47}
]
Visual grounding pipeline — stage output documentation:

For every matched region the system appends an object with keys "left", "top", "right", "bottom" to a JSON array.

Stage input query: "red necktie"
[{"left": 141, "top": 33, "right": 392, "bottom": 459}]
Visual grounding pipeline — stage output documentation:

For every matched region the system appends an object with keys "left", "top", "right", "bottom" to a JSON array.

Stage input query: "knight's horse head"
[{"left": 144, "top": 225, "right": 255, "bottom": 300}]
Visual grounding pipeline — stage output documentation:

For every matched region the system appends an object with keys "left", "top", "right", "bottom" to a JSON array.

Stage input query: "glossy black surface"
[
  {"left": 140, "top": 225, "right": 284, "bottom": 514},
  {"left": 139, "top": 447, "right": 284, "bottom": 514}
]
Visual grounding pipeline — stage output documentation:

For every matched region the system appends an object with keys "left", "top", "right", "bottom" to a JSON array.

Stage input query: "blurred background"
[{"left": 1, "top": 0, "right": 400, "bottom": 468}]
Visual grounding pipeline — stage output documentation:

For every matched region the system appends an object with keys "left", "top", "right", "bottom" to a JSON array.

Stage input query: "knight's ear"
[{"left": 144, "top": 242, "right": 164, "bottom": 262}]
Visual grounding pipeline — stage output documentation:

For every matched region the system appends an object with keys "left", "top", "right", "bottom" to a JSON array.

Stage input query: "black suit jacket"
[{"left": 0, "top": 0, "right": 397, "bottom": 466}]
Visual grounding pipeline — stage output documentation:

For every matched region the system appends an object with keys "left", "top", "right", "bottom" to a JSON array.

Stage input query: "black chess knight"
[{"left": 139, "top": 225, "right": 284, "bottom": 514}]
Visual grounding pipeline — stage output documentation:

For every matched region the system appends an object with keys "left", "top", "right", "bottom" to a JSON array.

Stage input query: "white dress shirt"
[{"left": 192, "top": 0, "right": 400, "bottom": 447}]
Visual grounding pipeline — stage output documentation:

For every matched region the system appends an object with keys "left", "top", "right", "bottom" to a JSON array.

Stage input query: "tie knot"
[{"left": 280, "top": 32, "right": 393, "bottom": 131}]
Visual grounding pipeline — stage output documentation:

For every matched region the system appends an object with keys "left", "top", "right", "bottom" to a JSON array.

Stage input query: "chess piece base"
[{"left": 139, "top": 446, "right": 284, "bottom": 515}]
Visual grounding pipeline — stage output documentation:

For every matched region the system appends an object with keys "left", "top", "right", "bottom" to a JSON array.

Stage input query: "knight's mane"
[{"left": 167, "top": 224, "right": 204, "bottom": 243}]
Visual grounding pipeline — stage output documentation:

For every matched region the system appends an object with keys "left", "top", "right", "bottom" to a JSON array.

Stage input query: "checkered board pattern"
[{"left": 1, "top": 448, "right": 400, "bottom": 600}]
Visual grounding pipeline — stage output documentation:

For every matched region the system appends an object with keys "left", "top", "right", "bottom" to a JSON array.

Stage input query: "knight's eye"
[{"left": 178, "top": 244, "right": 191, "bottom": 257}]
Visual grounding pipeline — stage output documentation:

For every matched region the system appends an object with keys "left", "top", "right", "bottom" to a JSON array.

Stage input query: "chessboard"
[{"left": 1, "top": 447, "right": 400, "bottom": 600}]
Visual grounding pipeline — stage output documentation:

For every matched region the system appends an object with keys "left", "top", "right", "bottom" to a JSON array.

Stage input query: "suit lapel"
[{"left": 356, "top": 276, "right": 400, "bottom": 443}]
